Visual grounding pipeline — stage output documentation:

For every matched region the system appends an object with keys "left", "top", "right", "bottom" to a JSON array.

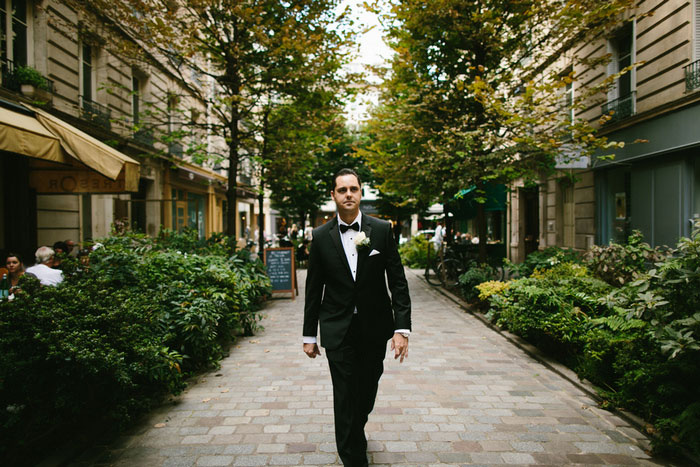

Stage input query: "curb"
[{"left": 408, "top": 268, "right": 698, "bottom": 466}]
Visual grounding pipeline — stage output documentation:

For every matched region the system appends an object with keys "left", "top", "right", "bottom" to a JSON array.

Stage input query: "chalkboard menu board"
[{"left": 264, "top": 247, "right": 297, "bottom": 299}]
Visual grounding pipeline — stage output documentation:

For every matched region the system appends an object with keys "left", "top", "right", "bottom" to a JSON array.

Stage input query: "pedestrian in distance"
[{"left": 303, "top": 168, "right": 411, "bottom": 467}]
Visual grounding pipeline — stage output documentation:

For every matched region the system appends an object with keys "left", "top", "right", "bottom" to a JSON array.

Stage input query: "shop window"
[{"left": 171, "top": 189, "right": 205, "bottom": 238}]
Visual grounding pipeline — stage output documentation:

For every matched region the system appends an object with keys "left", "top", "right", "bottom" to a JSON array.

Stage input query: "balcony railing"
[
  {"left": 133, "top": 124, "right": 155, "bottom": 146},
  {"left": 685, "top": 59, "right": 700, "bottom": 92},
  {"left": 80, "top": 96, "right": 111, "bottom": 130},
  {"left": 601, "top": 91, "right": 636, "bottom": 124},
  {"left": 169, "top": 141, "right": 183, "bottom": 158},
  {"left": 1, "top": 58, "right": 55, "bottom": 95}
]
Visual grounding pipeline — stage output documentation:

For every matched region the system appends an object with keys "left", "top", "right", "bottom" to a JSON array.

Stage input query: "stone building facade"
[
  {"left": 509, "top": 0, "right": 700, "bottom": 261},
  {"left": 0, "top": 0, "right": 270, "bottom": 262}
]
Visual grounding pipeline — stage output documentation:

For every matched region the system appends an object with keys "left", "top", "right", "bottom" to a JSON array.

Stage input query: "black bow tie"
[{"left": 339, "top": 222, "right": 360, "bottom": 233}]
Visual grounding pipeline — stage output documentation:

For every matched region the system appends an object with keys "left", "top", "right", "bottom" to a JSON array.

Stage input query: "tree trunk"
[
  {"left": 258, "top": 183, "right": 265, "bottom": 254},
  {"left": 226, "top": 133, "right": 239, "bottom": 239},
  {"left": 476, "top": 202, "right": 487, "bottom": 263}
]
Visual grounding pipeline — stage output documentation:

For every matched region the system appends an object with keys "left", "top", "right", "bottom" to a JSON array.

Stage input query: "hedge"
[{"left": 0, "top": 230, "right": 270, "bottom": 464}]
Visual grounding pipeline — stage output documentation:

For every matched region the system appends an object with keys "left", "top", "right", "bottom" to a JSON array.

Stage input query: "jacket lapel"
[
  {"left": 328, "top": 217, "right": 354, "bottom": 282},
  {"left": 355, "top": 214, "right": 373, "bottom": 282}
]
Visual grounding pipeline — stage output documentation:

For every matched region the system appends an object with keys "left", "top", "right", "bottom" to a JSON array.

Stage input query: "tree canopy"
[
  {"left": 359, "top": 0, "right": 634, "bottom": 254},
  {"left": 70, "top": 0, "right": 357, "bottom": 237}
]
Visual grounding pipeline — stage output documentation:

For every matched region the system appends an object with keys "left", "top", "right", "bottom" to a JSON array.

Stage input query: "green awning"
[{"left": 451, "top": 183, "right": 507, "bottom": 219}]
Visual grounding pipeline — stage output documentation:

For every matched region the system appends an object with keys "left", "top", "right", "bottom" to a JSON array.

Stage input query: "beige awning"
[
  {"left": 0, "top": 106, "right": 68, "bottom": 163},
  {"left": 28, "top": 105, "right": 140, "bottom": 192}
]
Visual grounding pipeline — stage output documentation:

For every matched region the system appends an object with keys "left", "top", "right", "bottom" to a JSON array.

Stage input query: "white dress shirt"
[
  {"left": 303, "top": 213, "right": 410, "bottom": 345},
  {"left": 25, "top": 263, "right": 63, "bottom": 286}
]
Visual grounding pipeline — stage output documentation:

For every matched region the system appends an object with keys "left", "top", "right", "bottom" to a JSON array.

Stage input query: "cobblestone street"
[{"left": 74, "top": 269, "right": 674, "bottom": 466}]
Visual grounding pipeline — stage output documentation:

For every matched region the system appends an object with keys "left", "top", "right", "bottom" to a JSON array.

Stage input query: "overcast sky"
[{"left": 339, "top": 0, "right": 393, "bottom": 122}]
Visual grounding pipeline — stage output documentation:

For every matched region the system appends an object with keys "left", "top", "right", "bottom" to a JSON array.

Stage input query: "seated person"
[
  {"left": 52, "top": 241, "right": 69, "bottom": 270},
  {"left": 26, "top": 246, "right": 64, "bottom": 286},
  {"left": 4, "top": 252, "right": 27, "bottom": 292}
]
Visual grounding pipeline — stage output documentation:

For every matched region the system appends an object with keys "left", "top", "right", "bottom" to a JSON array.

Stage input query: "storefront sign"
[{"left": 29, "top": 170, "right": 128, "bottom": 193}]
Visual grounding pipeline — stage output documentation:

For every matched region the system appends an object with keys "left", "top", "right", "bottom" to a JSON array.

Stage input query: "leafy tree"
[
  {"left": 263, "top": 99, "right": 366, "bottom": 229},
  {"left": 66, "top": 0, "right": 355, "bottom": 238},
  {"left": 361, "top": 0, "right": 635, "bottom": 259}
]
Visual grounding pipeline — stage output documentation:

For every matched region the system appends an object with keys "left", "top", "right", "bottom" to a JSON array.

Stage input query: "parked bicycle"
[{"left": 424, "top": 242, "right": 505, "bottom": 288}]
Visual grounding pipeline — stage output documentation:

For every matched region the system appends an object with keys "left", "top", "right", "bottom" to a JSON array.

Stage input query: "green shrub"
[
  {"left": 399, "top": 234, "right": 431, "bottom": 268},
  {"left": 585, "top": 230, "right": 667, "bottom": 286},
  {"left": 483, "top": 230, "right": 700, "bottom": 458},
  {"left": 505, "top": 246, "right": 582, "bottom": 278},
  {"left": 458, "top": 263, "right": 499, "bottom": 303},
  {"left": 0, "top": 230, "right": 270, "bottom": 463}
]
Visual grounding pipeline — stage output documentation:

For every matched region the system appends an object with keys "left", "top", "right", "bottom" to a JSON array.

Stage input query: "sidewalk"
[{"left": 73, "top": 268, "right": 674, "bottom": 466}]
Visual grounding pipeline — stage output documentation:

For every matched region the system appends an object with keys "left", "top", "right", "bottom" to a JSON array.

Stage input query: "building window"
[
  {"left": 81, "top": 44, "right": 93, "bottom": 100},
  {"left": 603, "top": 21, "right": 635, "bottom": 123},
  {"left": 686, "top": 0, "right": 700, "bottom": 91},
  {"left": 0, "top": 0, "right": 28, "bottom": 66},
  {"left": 132, "top": 76, "right": 140, "bottom": 124}
]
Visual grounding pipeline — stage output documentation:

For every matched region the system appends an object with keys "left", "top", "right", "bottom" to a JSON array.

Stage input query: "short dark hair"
[
  {"left": 332, "top": 168, "right": 361, "bottom": 191},
  {"left": 53, "top": 241, "right": 68, "bottom": 253}
]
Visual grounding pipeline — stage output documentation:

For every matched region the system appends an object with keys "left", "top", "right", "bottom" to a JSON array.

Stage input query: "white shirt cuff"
[
  {"left": 394, "top": 329, "right": 411, "bottom": 335},
  {"left": 303, "top": 336, "right": 317, "bottom": 344}
]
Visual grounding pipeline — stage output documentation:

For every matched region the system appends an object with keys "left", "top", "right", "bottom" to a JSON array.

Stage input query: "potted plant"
[{"left": 15, "top": 65, "right": 52, "bottom": 103}]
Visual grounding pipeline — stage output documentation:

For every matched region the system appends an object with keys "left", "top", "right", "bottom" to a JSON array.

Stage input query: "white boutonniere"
[{"left": 353, "top": 231, "right": 371, "bottom": 250}]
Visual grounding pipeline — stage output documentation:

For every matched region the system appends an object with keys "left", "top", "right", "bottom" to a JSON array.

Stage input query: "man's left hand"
[{"left": 391, "top": 333, "right": 408, "bottom": 363}]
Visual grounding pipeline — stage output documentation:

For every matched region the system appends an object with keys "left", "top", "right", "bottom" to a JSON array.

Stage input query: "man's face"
[{"left": 331, "top": 174, "right": 362, "bottom": 219}]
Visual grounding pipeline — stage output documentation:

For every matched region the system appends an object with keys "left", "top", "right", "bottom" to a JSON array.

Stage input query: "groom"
[{"left": 303, "top": 168, "right": 412, "bottom": 467}]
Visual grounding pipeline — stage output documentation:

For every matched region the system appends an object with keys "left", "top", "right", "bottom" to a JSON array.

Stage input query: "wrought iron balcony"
[
  {"left": 0, "top": 59, "right": 54, "bottom": 96},
  {"left": 80, "top": 96, "right": 111, "bottom": 130},
  {"left": 601, "top": 91, "right": 635, "bottom": 124},
  {"left": 685, "top": 59, "right": 700, "bottom": 92},
  {"left": 169, "top": 141, "right": 183, "bottom": 158},
  {"left": 133, "top": 125, "right": 155, "bottom": 146}
]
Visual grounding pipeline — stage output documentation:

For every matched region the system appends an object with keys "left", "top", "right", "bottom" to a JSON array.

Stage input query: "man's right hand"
[{"left": 303, "top": 343, "right": 321, "bottom": 358}]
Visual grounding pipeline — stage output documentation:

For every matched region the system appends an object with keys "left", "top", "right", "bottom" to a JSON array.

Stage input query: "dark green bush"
[
  {"left": 458, "top": 263, "right": 499, "bottom": 303},
  {"left": 0, "top": 230, "right": 270, "bottom": 464},
  {"left": 483, "top": 231, "right": 700, "bottom": 458},
  {"left": 399, "top": 233, "right": 431, "bottom": 268}
]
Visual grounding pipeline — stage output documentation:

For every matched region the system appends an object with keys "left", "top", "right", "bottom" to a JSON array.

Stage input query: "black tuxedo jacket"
[{"left": 303, "top": 213, "right": 411, "bottom": 350}]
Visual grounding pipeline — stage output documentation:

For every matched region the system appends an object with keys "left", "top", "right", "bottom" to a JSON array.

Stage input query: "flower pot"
[
  {"left": 20, "top": 84, "right": 53, "bottom": 105},
  {"left": 20, "top": 83, "right": 36, "bottom": 98}
]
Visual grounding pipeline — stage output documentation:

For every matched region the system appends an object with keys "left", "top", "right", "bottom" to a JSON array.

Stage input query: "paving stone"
[
  {"left": 86, "top": 270, "right": 663, "bottom": 467},
  {"left": 302, "top": 453, "right": 337, "bottom": 464},
  {"left": 195, "top": 456, "right": 234, "bottom": 466},
  {"left": 503, "top": 452, "right": 537, "bottom": 464},
  {"left": 231, "top": 455, "right": 268, "bottom": 466},
  {"left": 385, "top": 441, "right": 418, "bottom": 452},
  {"left": 267, "top": 453, "right": 303, "bottom": 465}
]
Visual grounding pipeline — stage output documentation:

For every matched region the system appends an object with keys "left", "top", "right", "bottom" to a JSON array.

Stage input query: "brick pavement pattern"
[{"left": 76, "top": 268, "right": 674, "bottom": 466}]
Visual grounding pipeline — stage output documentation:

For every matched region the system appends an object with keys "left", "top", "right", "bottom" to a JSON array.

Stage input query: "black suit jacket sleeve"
[
  {"left": 383, "top": 224, "right": 411, "bottom": 331},
  {"left": 303, "top": 230, "right": 324, "bottom": 338}
]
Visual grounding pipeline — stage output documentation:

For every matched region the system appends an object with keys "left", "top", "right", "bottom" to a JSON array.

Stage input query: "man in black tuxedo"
[{"left": 303, "top": 168, "right": 411, "bottom": 467}]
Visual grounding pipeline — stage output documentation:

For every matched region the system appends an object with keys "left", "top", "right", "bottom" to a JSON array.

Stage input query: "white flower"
[{"left": 354, "top": 231, "right": 371, "bottom": 249}]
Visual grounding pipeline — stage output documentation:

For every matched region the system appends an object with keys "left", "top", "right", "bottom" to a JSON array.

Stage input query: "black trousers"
[{"left": 325, "top": 316, "right": 386, "bottom": 467}]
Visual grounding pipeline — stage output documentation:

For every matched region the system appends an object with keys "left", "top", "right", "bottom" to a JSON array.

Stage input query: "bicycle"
[
  {"left": 425, "top": 242, "right": 506, "bottom": 287},
  {"left": 424, "top": 242, "right": 468, "bottom": 288},
  {"left": 454, "top": 243, "right": 506, "bottom": 282}
]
